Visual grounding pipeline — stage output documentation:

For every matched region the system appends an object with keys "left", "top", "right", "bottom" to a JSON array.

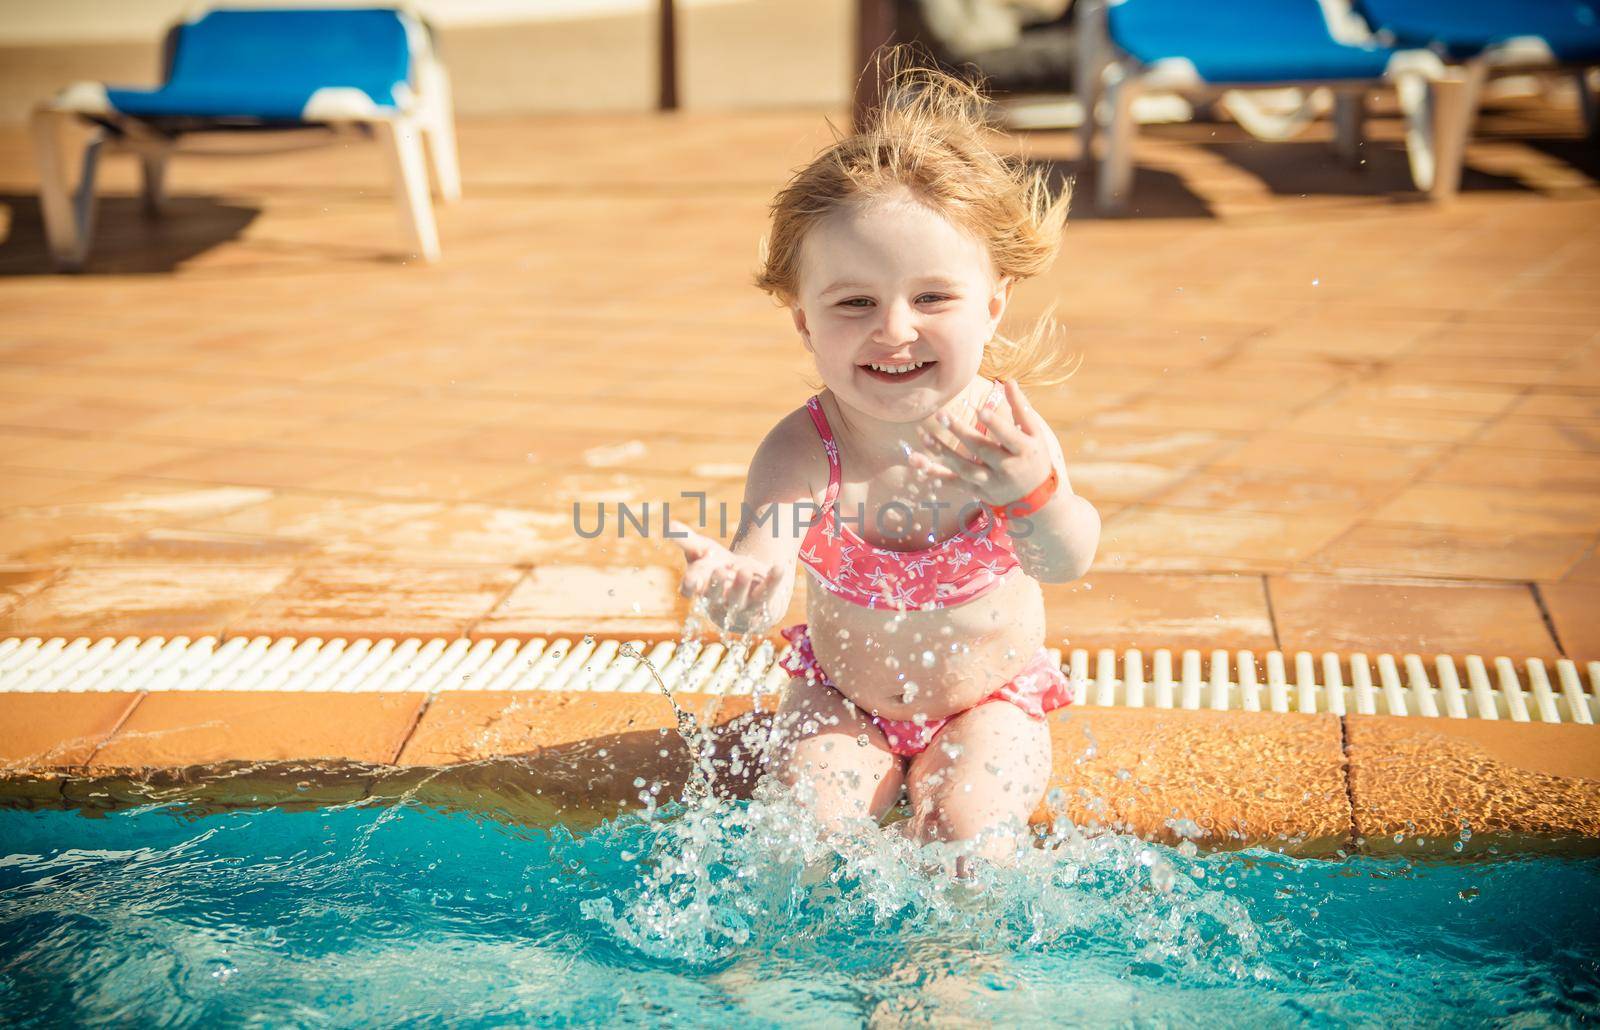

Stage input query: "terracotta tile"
[
  {"left": 0, "top": 482, "right": 279, "bottom": 564},
  {"left": 1097, "top": 506, "right": 1353, "bottom": 572},
  {"left": 1209, "top": 435, "right": 1440, "bottom": 481},
  {"left": 1312, "top": 523, "right": 1593, "bottom": 581},
  {"left": 1426, "top": 447, "right": 1600, "bottom": 492},
  {"left": 486, "top": 471, "right": 746, "bottom": 522},
  {"left": 1279, "top": 403, "right": 1487, "bottom": 444},
  {"left": 1086, "top": 399, "right": 1286, "bottom": 433},
  {"left": 6, "top": 434, "right": 204, "bottom": 477},
  {"left": 418, "top": 425, "right": 670, "bottom": 467},
  {"left": 1049, "top": 708, "right": 1349, "bottom": 852},
  {"left": 129, "top": 409, "right": 329, "bottom": 447},
  {"left": 1506, "top": 392, "right": 1600, "bottom": 421},
  {"left": 1561, "top": 545, "right": 1600, "bottom": 585},
  {"left": 272, "top": 418, "right": 467, "bottom": 455},
  {"left": 1472, "top": 417, "right": 1600, "bottom": 454},
  {"left": 0, "top": 693, "right": 143, "bottom": 769},
  {"left": 1538, "top": 582, "right": 1600, "bottom": 661},
  {"left": 0, "top": 565, "right": 62, "bottom": 616},
  {"left": 0, "top": 397, "right": 171, "bottom": 434},
  {"left": 1061, "top": 461, "right": 1189, "bottom": 504},
  {"left": 1337, "top": 379, "right": 1523, "bottom": 417},
  {"left": 348, "top": 395, "right": 542, "bottom": 427},
  {"left": 396, "top": 689, "right": 743, "bottom": 765},
  {"left": 475, "top": 564, "right": 688, "bottom": 636},
  {"left": 1268, "top": 576, "right": 1558, "bottom": 660},
  {"left": 88, "top": 692, "right": 425, "bottom": 768},
  {"left": 229, "top": 565, "right": 524, "bottom": 638},
  {"left": 30, "top": 480, "right": 275, "bottom": 520},
  {"left": 1042, "top": 571, "right": 1276, "bottom": 652},
  {"left": 1345, "top": 716, "right": 1600, "bottom": 855},
  {"left": 1071, "top": 426, "right": 1236, "bottom": 466},
  {"left": 1370, "top": 482, "right": 1600, "bottom": 535},
  {"left": 0, "top": 565, "right": 294, "bottom": 637},
  {"left": 138, "top": 449, "right": 364, "bottom": 490},
  {"left": 0, "top": 467, "right": 95, "bottom": 508},
  {"left": 1154, "top": 467, "right": 1397, "bottom": 519},
  {"left": 302, "top": 455, "right": 539, "bottom": 502},
  {"left": 185, "top": 492, "right": 441, "bottom": 542}
]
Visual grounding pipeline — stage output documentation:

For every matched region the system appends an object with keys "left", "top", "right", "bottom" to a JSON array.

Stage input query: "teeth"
[{"left": 867, "top": 360, "right": 927, "bottom": 375}]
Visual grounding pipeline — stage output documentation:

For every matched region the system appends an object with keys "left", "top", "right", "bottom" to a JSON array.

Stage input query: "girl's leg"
[
  {"left": 903, "top": 701, "right": 1052, "bottom": 873},
  {"left": 767, "top": 672, "right": 904, "bottom": 831}
]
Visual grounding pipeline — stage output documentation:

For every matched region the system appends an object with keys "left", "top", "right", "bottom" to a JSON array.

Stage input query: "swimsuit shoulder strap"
[{"left": 803, "top": 395, "right": 842, "bottom": 507}]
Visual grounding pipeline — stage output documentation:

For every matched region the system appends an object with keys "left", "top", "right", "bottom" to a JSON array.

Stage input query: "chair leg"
[
  {"left": 421, "top": 62, "right": 461, "bottom": 203},
  {"left": 1097, "top": 66, "right": 1138, "bottom": 213},
  {"left": 1577, "top": 68, "right": 1598, "bottom": 139},
  {"left": 1074, "top": 0, "right": 1107, "bottom": 166},
  {"left": 140, "top": 153, "right": 168, "bottom": 217},
  {"left": 374, "top": 116, "right": 441, "bottom": 262},
  {"left": 1425, "top": 69, "right": 1474, "bottom": 200},
  {"left": 30, "top": 108, "right": 101, "bottom": 271},
  {"left": 1333, "top": 90, "right": 1364, "bottom": 168}
]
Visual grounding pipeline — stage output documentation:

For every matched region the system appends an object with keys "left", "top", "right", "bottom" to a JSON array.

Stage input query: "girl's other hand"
[
  {"left": 910, "top": 378, "right": 1056, "bottom": 510},
  {"left": 668, "top": 519, "right": 789, "bottom": 634}
]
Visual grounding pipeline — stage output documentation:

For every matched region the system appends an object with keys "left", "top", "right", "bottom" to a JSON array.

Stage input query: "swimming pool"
[{"left": 3, "top": 791, "right": 1597, "bottom": 1025}]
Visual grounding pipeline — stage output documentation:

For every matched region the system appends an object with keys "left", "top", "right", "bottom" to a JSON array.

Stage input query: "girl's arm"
[
  {"left": 1004, "top": 423, "right": 1101, "bottom": 584},
  {"left": 671, "top": 411, "right": 818, "bottom": 634},
  {"left": 912, "top": 380, "right": 1100, "bottom": 585}
]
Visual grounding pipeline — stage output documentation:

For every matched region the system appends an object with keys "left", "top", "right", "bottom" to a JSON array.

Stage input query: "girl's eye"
[{"left": 838, "top": 295, "right": 948, "bottom": 308}]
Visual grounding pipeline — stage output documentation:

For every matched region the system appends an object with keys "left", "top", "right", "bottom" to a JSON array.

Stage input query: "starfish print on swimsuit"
[
  {"left": 971, "top": 556, "right": 1006, "bottom": 577},
  {"left": 888, "top": 580, "right": 923, "bottom": 609},
  {"left": 862, "top": 566, "right": 896, "bottom": 592},
  {"left": 901, "top": 554, "right": 940, "bottom": 578},
  {"left": 946, "top": 549, "right": 975, "bottom": 571}
]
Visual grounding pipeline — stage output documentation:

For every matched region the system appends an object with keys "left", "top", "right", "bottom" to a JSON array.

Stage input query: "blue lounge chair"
[
  {"left": 1354, "top": 0, "right": 1600, "bottom": 137},
  {"left": 1076, "top": 0, "right": 1469, "bottom": 212},
  {"left": 31, "top": 4, "right": 460, "bottom": 269}
]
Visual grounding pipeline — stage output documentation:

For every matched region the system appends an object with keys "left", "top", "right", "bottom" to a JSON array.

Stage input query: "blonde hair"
[{"left": 754, "top": 42, "right": 1078, "bottom": 391}]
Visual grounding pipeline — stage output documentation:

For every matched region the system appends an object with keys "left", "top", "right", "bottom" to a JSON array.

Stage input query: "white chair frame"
[
  {"left": 1075, "top": 0, "right": 1475, "bottom": 213},
  {"left": 30, "top": 1, "right": 460, "bottom": 269}
]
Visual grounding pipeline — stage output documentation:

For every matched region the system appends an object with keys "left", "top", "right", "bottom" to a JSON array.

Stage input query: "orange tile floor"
[{"left": 0, "top": 93, "right": 1597, "bottom": 664}]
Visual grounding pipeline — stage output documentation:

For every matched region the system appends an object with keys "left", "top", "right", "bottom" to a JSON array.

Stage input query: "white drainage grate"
[{"left": 0, "top": 635, "right": 1597, "bottom": 725}]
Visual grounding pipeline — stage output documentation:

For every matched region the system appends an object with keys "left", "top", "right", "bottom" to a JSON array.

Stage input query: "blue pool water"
[{"left": 1, "top": 794, "right": 1597, "bottom": 1026}]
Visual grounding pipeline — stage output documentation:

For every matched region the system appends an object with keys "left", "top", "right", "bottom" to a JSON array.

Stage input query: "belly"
[{"left": 802, "top": 568, "right": 1047, "bottom": 722}]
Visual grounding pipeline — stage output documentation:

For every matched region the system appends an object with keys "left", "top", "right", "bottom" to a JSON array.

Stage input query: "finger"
[
  {"left": 940, "top": 409, "right": 1016, "bottom": 461},
  {"left": 909, "top": 449, "right": 962, "bottom": 483},
  {"left": 974, "top": 404, "right": 1029, "bottom": 455},
  {"left": 668, "top": 519, "right": 717, "bottom": 560},
  {"left": 918, "top": 423, "right": 986, "bottom": 472},
  {"left": 725, "top": 567, "right": 757, "bottom": 617},
  {"left": 681, "top": 563, "right": 714, "bottom": 599},
  {"left": 723, "top": 562, "right": 752, "bottom": 604},
  {"left": 1003, "top": 378, "right": 1046, "bottom": 436}
]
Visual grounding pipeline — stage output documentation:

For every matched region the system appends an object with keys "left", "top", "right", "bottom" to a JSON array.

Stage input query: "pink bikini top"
[{"left": 798, "top": 379, "right": 1021, "bottom": 612}]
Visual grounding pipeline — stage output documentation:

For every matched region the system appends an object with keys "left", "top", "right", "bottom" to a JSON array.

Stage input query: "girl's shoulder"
[{"left": 747, "top": 402, "right": 830, "bottom": 509}]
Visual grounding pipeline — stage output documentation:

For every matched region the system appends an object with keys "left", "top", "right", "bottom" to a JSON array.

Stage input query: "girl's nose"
[{"left": 874, "top": 297, "right": 918, "bottom": 346}]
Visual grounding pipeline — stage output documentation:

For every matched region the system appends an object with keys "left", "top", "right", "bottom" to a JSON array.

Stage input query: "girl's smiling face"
[{"left": 790, "top": 189, "right": 1013, "bottom": 424}]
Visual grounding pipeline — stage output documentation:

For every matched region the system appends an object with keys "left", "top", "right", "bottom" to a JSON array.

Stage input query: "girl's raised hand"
[
  {"left": 667, "top": 519, "right": 789, "bottom": 635},
  {"left": 909, "top": 378, "right": 1057, "bottom": 510}
]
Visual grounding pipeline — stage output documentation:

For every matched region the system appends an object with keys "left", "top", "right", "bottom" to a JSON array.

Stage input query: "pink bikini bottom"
[{"left": 777, "top": 622, "right": 1074, "bottom": 758}]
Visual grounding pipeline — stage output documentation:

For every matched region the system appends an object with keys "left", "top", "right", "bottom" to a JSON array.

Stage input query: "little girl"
[{"left": 670, "top": 47, "right": 1100, "bottom": 875}]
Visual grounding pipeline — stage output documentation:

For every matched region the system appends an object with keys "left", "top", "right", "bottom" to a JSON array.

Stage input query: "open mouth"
[{"left": 859, "top": 360, "right": 935, "bottom": 383}]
